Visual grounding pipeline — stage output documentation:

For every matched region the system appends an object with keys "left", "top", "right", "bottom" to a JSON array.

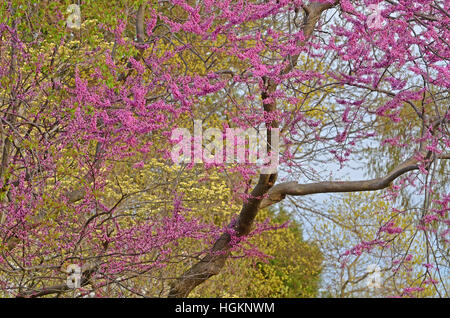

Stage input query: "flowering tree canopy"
[{"left": 0, "top": 0, "right": 448, "bottom": 298}]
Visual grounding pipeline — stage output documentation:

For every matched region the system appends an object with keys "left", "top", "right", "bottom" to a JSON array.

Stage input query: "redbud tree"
[{"left": 0, "top": 0, "right": 448, "bottom": 297}]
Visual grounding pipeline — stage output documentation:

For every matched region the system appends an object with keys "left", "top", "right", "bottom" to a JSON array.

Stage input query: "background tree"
[{"left": 192, "top": 206, "right": 323, "bottom": 298}]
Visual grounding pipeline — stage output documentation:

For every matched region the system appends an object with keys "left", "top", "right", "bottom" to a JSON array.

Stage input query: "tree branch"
[
  {"left": 16, "top": 263, "right": 98, "bottom": 298},
  {"left": 136, "top": 4, "right": 146, "bottom": 44},
  {"left": 260, "top": 150, "right": 432, "bottom": 209}
]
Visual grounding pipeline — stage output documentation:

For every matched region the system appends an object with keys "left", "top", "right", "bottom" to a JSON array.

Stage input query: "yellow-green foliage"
[{"left": 192, "top": 207, "right": 323, "bottom": 298}]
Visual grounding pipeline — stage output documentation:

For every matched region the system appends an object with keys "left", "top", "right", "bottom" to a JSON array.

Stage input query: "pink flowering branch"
[{"left": 168, "top": 0, "right": 340, "bottom": 298}]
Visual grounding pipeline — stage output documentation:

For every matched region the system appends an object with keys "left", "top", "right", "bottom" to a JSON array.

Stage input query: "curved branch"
[{"left": 260, "top": 151, "right": 431, "bottom": 209}]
